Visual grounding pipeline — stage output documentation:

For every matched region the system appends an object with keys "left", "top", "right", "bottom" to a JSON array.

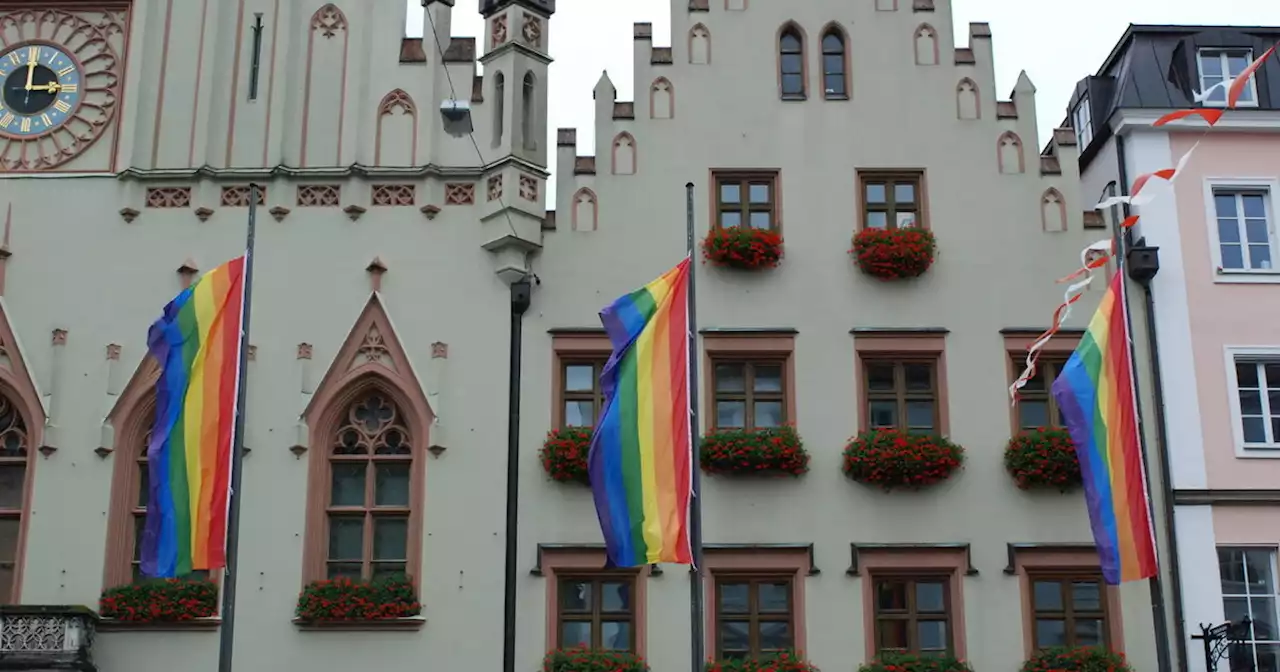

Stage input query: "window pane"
[
  {"left": 879, "top": 619, "right": 909, "bottom": 649},
  {"left": 1246, "top": 550, "right": 1275, "bottom": 593},
  {"left": 327, "top": 517, "right": 363, "bottom": 560},
  {"left": 330, "top": 463, "right": 366, "bottom": 507},
  {"left": 780, "top": 34, "right": 801, "bottom": 52},
  {"left": 1227, "top": 53, "right": 1250, "bottom": 77},
  {"left": 896, "top": 212, "right": 918, "bottom": 229},
  {"left": 1242, "top": 390, "right": 1263, "bottom": 415},
  {"left": 822, "top": 34, "right": 842, "bottom": 52},
  {"left": 327, "top": 562, "right": 362, "bottom": 580},
  {"left": 867, "top": 211, "right": 888, "bottom": 229},
  {"left": 720, "top": 183, "right": 742, "bottom": 204},
  {"left": 748, "top": 184, "right": 770, "bottom": 204},
  {"left": 602, "top": 581, "right": 631, "bottom": 612},
  {"left": 719, "top": 583, "right": 749, "bottom": 613},
  {"left": 1222, "top": 244, "right": 1244, "bottom": 269},
  {"left": 565, "top": 400, "right": 595, "bottom": 427},
  {"left": 1201, "top": 55, "right": 1223, "bottom": 77},
  {"left": 1072, "top": 581, "right": 1102, "bottom": 611},
  {"left": 760, "top": 621, "right": 792, "bottom": 649},
  {"left": 375, "top": 463, "right": 410, "bottom": 507},
  {"left": 717, "top": 402, "right": 746, "bottom": 428},
  {"left": 1018, "top": 401, "right": 1050, "bottom": 429},
  {"left": 824, "top": 74, "right": 845, "bottom": 96},
  {"left": 1244, "top": 416, "right": 1268, "bottom": 443},
  {"left": 894, "top": 183, "right": 916, "bottom": 204},
  {"left": 904, "top": 364, "right": 932, "bottom": 391},
  {"left": 865, "top": 184, "right": 887, "bottom": 204},
  {"left": 373, "top": 517, "right": 407, "bottom": 560},
  {"left": 560, "top": 621, "right": 591, "bottom": 647},
  {"left": 722, "top": 211, "right": 742, "bottom": 228},
  {"left": 602, "top": 621, "right": 631, "bottom": 649},
  {"left": 916, "top": 582, "right": 945, "bottom": 612},
  {"left": 1267, "top": 364, "right": 1280, "bottom": 387},
  {"left": 755, "top": 402, "right": 783, "bottom": 428},
  {"left": 1215, "top": 194, "right": 1238, "bottom": 217},
  {"left": 754, "top": 365, "right": 783, "bottom": 392},
  {"left": 749, "top": 211, "right": 772, "bottom": 229},
  {"left": 760, "top": 582, "right": 790, "bottom": 611},
  {"left": 1250, "top": 244, "right": 1272, "bottom": 270},
  {"left": 823, "top": 54, "right": 843, "bottom": 75},
  {"left": 1243, "top": 194, "right": 1267, "bottom": 219},
  {"left": 918, "top": 620, "right": 947, "bottom": 650},
  {"left": 561, "top": 580, "right": 592, "bottom": 611},
  {"left": 565, "top": 365, "right": 596, "bottom": 392},
  {"left": 867, "top": 364, "right": 895, "bottom": 390},
  {"left": 1221, "top": 548, "right": 1247, "bottom": 592},
  {"left": 716, "top": 364, "right": 746, "bottom": 392},
  {"left": 1034, "top": 580, "right": 1064, "bottom": 610},
  {"left": 1219, "top": 218, "right": 1242, "bottom": 243},
  {"left": 877, "top": 581, "right": 908, "bottom": 611},
  {"left": 780, "top": 54, "right": 802, "bottom": 75},
  {"left": 719, "top": 620, "right": 750, "bottom": 652},
  {"left": 1224, "top": 596, "right": 1250, "bottom": 625},
  {"left": 906, "top": 402, "right": 934, "bottom": 430},
  {"left": 1239, "top": 362, "right": 1261, "bottom": 388},
  {"left": 372, "top": 562, "right": 406, "bottom": 581},
  {"left": 137, "top": 464, "right": 149, "bottom": 508},
  {"left": 1253, "top": 597, "right": 1278, "bottom": 640},
  {"left": 869, "top": 400, "right": 897, "bottom": 428},
  {"left": 1076, "top": 619, "right": 1104, "bottom": 646},
  {"left": 1246, "top": 218, "right": 1269, "bottom": 244},
  {"left": 0, "top": 466, "right": 23, "bottom": 509},
  {"left": 1035, "top": 619, "right": 1067, "bottom": 647},
  {"left": 781, "top": 74, "right": 803, "bottom": 96}
]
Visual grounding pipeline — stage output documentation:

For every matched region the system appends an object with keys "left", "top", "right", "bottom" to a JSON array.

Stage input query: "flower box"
[
  {"left": 294, "top": 575, "right": 420, "bottom": 623},
  {"left": 859, "top": 652, "right": 973, "bottom": 672},
  {"left": 542, "top": 647, "right": 649, "bottom": 672},
  {"left": 1021, "top": 646, "right": 1132, "bottom": 672},
  {"left": 1004, "top": 427, "right": 1082, "bottom": 491},
  {"left": 707, "top": 651, "right": 818, "bottom": 672},
  {"left": 851, "top": 227, "right": 937, "bottom": 280},
  {"left": 700, "top": 425, "right": 809, "bottom": 476},
  {"left": 702, "top": 225, "right": 784, "bottom": 270},
  {"left": 842, "top": 428, "right": 964, "bottom": 491},
  {"left": 541, "top": 427, "right": 592, "bottom": 484},
  {"left": 98, "top": 578, "right": 218, "bottom": 623}
]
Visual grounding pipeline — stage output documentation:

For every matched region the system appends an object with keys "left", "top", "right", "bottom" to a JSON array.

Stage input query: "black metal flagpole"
[
  {"left": 217, "top": 182, "right": 260, "bottom": 672},
  {"left": 685, "top": 182, "right": 706, "bottom": 672}
]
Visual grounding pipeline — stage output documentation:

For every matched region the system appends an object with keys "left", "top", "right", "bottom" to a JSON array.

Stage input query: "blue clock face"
[{"left": 0, "top": 44, "right": 83, "bottom": 138}]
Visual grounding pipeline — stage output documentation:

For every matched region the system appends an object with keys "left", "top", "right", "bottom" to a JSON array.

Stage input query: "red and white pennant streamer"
[{"left": 1010, "top": 45, "right": 1277, "bottom": 403}]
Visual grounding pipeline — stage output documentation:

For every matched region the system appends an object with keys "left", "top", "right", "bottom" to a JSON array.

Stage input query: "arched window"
[
  {"left": 779, "top": 27, "right": 805, "bottom": 99},
  {"left": 325, "top": 391, "right": 413, "bottom": 580},
  {"left": 522, "top": 72, "right": 537, "bottom": 151},
  {"left": 821, "top": 29, "right": 847, "bottom": 99},
  {"left": 493, "top": 72, "right": 505, "bottom": 147},
  {"left": 0, "top": 396, "right": 26, "bottom": 602}
]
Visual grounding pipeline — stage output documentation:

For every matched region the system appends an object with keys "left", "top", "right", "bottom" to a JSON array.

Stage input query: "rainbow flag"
[
  {"left": 1050, "top": 271, "right": 1158, "bottom": 584},
  {"left": 141, "top": 256, "right": 247, "bottom": 578},
  {"left": 588, "top": 258, "right": 694, "bottom": 567}
]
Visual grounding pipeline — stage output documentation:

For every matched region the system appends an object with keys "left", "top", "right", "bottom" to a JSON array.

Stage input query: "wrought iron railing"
[{"left": 0, "top": 605, "right": 98, "bottom": 671}]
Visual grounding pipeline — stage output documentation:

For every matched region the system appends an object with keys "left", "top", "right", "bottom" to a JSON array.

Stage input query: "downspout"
[
  {"left": 503, "top": 275, "right": 533, "bottom": 672},
  {"left": 1117, "top": 134, "right": 1187, "bottom": 672}
]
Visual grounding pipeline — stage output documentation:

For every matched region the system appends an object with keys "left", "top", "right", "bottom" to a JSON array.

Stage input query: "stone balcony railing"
[{"left": 0, "top": 606, "right": 98, "bottom": 671}]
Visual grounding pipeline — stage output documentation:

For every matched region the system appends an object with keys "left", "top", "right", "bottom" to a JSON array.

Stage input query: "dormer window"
[
  {"left": 1072, "top": 95, "right": 1093, "bottom": 148},
  {"left": 1197, "top": 49, "right": 1258, "bottom": 108}
]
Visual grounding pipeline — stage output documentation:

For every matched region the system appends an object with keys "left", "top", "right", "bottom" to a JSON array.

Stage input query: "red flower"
[
  {"left": 542, "top": 647, "right": 649, "bottom": 672},
  {"left": 705, "top": 651, "right": 818, "bottom": 672},
  {"left": 98, "top": 578, "right": 218, "bottom": 623},
  {"left": 1020, "top": 646, "right": 1132, "bottom": 672},
  {"left": 700, "top": 425, "right": 809, "bottom": 477},
  {"left": 842, "top": 428, "right": 964, "bottom": 491},
  {"left": 294, "top": 574, "right": 419, "bottom": 622},
  {"left": 702, "top": 226, "right": 784, "bottom": 271},
  {"left": 541, "top": 427, "right": 593, "bottom": 484},
  {"left": 1004, "top": 427, "right": 1082, "bottom": 491},
  {"left": 850, "top": 227, "right": 937, "bottom": 280},
  {"left": 857, "top": 652, "right": 971, "bottom": 672}
]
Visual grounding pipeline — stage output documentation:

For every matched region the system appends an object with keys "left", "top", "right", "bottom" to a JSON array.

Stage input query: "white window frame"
[
  {"left": 1197, "top": 48, "right": 1260, "bottom": 109},
  {"left": 1203, "top": 178, "right": 1280, "bottom": 284},
  {"left": 1072, "top": 96, "right": 1093, "bottom": 148},
  {"left": 1217, "top": 546, "right": 1280, "bottom": 671},
  {"left": 1225, "top": 347, "right": 1280, "bottom": 456}
]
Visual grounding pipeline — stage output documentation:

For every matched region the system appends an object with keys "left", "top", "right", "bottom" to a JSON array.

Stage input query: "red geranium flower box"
[
  {"left": 99, "top": 578, "right": 218, "bottom": 622},
  {"left": 295, "top": 575, "right": 420, "bottom": 622},
  {"left": 842, "top": 427, "right": 964, "bottom": 491},
  {"left": 858, "top": 652, "right": 974, "bottom": 672},
  {"left": 851, "top": 226, "right": 937, "bottom": 280},
  {"left": 1021, "top": 646, "right": 1132, "bottom": 672},
  {"left": 1004, "top": 426, "right": 1082, "bottom": 491},
  {"left": 543, "top": 646, "right": 649, "bottom": 672},
  {"left": 702, "top": 225, "right": 783, "bottom": 270},
  {"left": 707, "top": 651, "right": 818, "bottom": 672},
  {"left": 541, "top": 427, "right": 592, "bottom": 484},
  {"left": 700, "top": 425, "right": 809, "bottom": 476}
]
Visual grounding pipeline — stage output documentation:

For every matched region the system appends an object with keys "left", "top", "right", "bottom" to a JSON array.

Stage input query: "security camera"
[{"left": 440, "top": 99, "right": 473, "bottom": 138}]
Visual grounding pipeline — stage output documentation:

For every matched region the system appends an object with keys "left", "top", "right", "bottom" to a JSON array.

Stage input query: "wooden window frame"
[
  {"left": 819, "top": 24, "right": 849, "bottom": 101},
  {"left": 551, "top": 333, "right": 614, "bottom": 429},
  {"left": 777, "top": 23, "right": 807, "bottom": 100},
  {"left": 1026, "top": 572, "right": 1111, "bottom": 649},
  {"left": 1003, "top": 330, "right": 1081, "bottom": 436},
  {"left": 709, "top": 170, "right": 782, "bottom": 232},
  {"left": 702, "top": 547, "right": 811, "bottom": 659},
  {"left": 861, "top": 359, "right": 941, "bottom": 435},
  {"left": 857, "top": 546, "right": 970, "bottom": 662},
  {"left": 555, "top": 574, "right": 639, "bottom": 650},
  {"left": 1010, "top": 546, "right": 1125, "bottom": 657},
  {"left": 540, "top": 547, "right": 649, "bottom": 656},
  {"left": 855, "top": 330, "right": 948, "bottom": 435},
  {"left": 703, "top": 333, "right": 796, "bottom": 431},
  {"left": 712, "top": 575, "right": 797, "bottom": 659},
  {"left": 856, "top": 170, "right": 928, "bottom": 231},
  {"left": 710, "top": 360, "right": 788, "bottom": 430},
  {"left": 870, "top": 573, "right": 954, "bottom": 655}
]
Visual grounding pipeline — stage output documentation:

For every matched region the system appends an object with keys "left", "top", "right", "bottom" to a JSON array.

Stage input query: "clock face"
[{"left": 0, "top": 43, "right": 83, "bottom": 138}]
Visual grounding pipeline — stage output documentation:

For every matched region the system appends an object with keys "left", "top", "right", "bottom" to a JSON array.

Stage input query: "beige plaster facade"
[{"left": 0, "top": 0, "right": 1162, "bottom": 670}]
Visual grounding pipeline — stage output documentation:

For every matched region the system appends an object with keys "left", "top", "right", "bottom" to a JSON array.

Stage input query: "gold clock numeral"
[
  {"left": 0, "top": 113, "right": 12, "bottom": 129},
  {"left": 60, "top": 84, "right": 77, "bottom": 93},
  {"left": 27, "top": 47, "right": 39, "bottom": 63},
  {"left": 53, "top": 100, "right": 70, "bottom": 113},
  {"left": 57, "top": 65, "right": 74, "bottom": 77},
  {"left": 6, "top": 52, "right": 20, "bottom": 66},
  {"left": 19, "top": 118, "right": 30, "bottom": 133},
  {"left": 46, "top": 51, "right": 57, "bottom": 64},
  {"left": 39, "top": 113, "right": 51, "bottom": 127}
]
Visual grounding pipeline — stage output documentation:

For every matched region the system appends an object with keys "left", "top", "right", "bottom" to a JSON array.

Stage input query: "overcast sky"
[{"left": 407, "top": 0, "right": 1278, "bottom": 189}]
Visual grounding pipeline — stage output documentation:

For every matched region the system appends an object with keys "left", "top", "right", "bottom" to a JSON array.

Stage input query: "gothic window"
[
  {"left": 0, "top": 397, "right": 26, "bottom": 603},
  {"left": 493, "top": 72, "right": 505, "bottom": 147},
  {"left": 821, "top": 28, "right": 847, "bottom": 99},
  {"left": 779, "top": 25, "right": 806, "bottom": 99},
  {"left": 522, "top": 72, "right": 537, "bottom": 151}
]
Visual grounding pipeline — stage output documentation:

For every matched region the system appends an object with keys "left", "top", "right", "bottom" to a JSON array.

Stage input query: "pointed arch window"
[
  {"left": 821, "top": 29, "right": 847, "bottom": 99},
  {"left": 779, "top": 27, "right": 805, "bottom": 100},
  {"left": 326, "top": 392, "right": 414, "bottom": 580},
  {"left": 522, "top": 72, "right": 537, "bottom": 151},
  {"left": 493, "top": 72, "right": 505, "bottom": 147},
  {"left": 0, "top": 396, "right": 26, "bottom": 602}
]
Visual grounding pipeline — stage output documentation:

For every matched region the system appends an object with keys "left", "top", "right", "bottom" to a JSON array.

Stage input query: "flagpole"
[
  {"left": 685, "top": 182, "right": 706, "bottom": 672},
  {"left": 217, "top": 183, "right": 259, "bottom": 672}
]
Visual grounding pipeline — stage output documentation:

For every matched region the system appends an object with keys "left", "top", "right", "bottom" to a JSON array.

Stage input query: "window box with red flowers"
[
  {"left": 700, "top": 425, "right": 809, "bottom": 477},
  {"left": 541, "top": 427, "right": 592, "bottom": 485},
  {"left": 98, "top": 578, "right": 219, "bottom": 629},
  {"left": 702, "top": 225, "right": 784, "bottom": 270},
  {"left": 1021, "top": 646, "right": 1132, "bottom": 672},
  {"left": 859, "top": 652, "right": 973, "bottom": 672},
  {"left": 293, "top": 575, "right": 422, "bottom": 630},
  {"left": 1004, "top": 426, "right": 1082, "bottom": 492},
  {"left": 842, "top": 428, "right": 964, "bottom": 491},
  {"left": 851, "top": 227, "right": 937, "bottom": 280},
  {"left": 543, "top": 647, "right": 649, "bottom": 672},
  {"left": 707, "top": 651, "right": 818, "bottom": 672}
]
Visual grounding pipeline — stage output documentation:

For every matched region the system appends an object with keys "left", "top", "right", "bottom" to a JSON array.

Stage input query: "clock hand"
[
  {"left": 23, "top": 55, "right": 35, "bottom": 91},
  {"left": 28, "top": 83, "right": 60, "bottom": 93}
]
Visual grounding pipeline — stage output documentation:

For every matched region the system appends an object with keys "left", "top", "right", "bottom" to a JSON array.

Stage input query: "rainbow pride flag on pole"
[
  {"left": 1051, "top": 271, "right": 1158, "bottom": 584},
  {"left": 141, "top": 256, "right": 247, "bottom": 578},
  {"left": 588, "top": 258, "right": 694, "bottom": 567}
]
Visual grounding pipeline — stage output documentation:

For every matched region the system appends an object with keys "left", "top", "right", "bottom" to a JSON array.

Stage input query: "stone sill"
[
  {"left": 98, "top": 617, "right": 221, "bottom": 632},
  {"left": 292, "top": 616, "right": 425, "bottom": 632}
]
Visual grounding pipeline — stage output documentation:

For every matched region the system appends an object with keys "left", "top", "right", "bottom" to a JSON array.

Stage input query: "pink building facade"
[{"left": 1074, "top": 25, "right": 1280, "bottom": 672}]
